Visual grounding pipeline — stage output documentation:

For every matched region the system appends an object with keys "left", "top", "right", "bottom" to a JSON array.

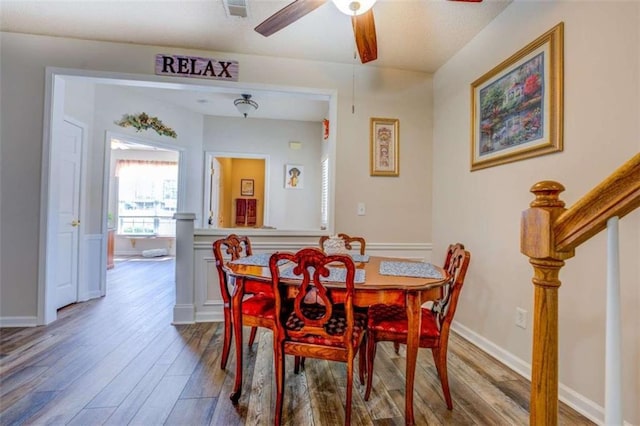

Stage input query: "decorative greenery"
[{"left": 114, "top": 112, "right": 177, "bottom": 138}]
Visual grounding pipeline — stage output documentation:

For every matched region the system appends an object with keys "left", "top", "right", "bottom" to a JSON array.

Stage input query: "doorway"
[
  {"left": 107, "top": 135, "right": 183, "bottom": 260},
  {"left": 204, "top": 152, "right": 269, "bottom": 229}
]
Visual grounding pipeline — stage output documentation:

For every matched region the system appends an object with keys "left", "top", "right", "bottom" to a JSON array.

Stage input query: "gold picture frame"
[
  {"left": 471, "top": 22, "right": 564, "bottom": 171},
  {"left": 370, "top": 117, "right": 399, "bottom": 176},
  {"left": 240, "top": 179, "right": 254, "bottom": 196}
]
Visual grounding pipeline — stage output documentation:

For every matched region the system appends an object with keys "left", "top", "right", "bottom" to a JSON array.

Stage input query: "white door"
[{"left": 55, "top": 120, "right": 83, "bottom": 309}]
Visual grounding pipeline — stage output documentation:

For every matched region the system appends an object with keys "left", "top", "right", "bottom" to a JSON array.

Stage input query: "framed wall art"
[
  {"left": 284, "top": 164, "right": 303, "bottom": 189},
  {"left": 370, "top": 117, "right": 399, "bottom": 176},
  {"left": 471, "top": 22, "right": 564, "bottom": 171},
  {"left": 240, "top": 179, "right": 254, "bottom": 196}
]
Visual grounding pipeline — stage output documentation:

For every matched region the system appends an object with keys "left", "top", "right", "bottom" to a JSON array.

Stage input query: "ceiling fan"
[{"left": 254, "top": 0, "right": 483, "bottom": 65}]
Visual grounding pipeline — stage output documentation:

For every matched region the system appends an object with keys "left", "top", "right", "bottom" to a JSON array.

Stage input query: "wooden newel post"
[{"left": 520, "top": 181, "right": 575, "bottom": 425}]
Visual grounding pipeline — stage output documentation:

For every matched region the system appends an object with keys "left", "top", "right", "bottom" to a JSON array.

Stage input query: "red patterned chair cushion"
[
  {"left": 285, "top": 304, "right": 366, "bottom": 347},
  {"left": 242, "top": 293, "right": 275, "bottom": 319},
  {"left": 367, "top": 304, "right": 440, "bottom": 337}
]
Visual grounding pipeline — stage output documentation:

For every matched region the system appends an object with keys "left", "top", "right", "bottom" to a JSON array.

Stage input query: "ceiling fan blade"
[
  {"left": 255, "top": 0, "right": 328, "bottom": 37},
  {"left": 352, "top": 9, "right": 377, "bottom": 64}
]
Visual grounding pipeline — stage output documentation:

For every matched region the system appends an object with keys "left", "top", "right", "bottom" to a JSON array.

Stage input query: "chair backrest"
[
  {"left": 269, "top": 247, "right": 357, "bottom": 346},
  {"left": 432, "top": 243, "right": 471, "bottom": 332},
  {"left": 319, "top": 233, "right": 366, "bottom": 255},
  {"left": 212, "top": 234, "right": 253, "bottom": 303}
]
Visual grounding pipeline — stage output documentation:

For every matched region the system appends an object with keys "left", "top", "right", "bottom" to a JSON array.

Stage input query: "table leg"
[
  {"left": 230, "top": 276, "right": 244, "bottom": 403},
  {"left": 405, "top": 292, "right": 421, "bottom": 425}
]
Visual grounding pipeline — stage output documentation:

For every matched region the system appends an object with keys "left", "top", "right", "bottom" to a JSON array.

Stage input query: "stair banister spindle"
[{"left": 605, "top": 216, "right": 622, "bottom": 425}]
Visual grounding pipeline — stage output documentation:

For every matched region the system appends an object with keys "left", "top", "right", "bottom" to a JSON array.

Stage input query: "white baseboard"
[
  {"left": 172, "top": 304, "right": 195, "bottom": 325},
  {"left": 452, "top": 321, "right": 608, "bottom": 425},
  {"left": 0, "top": 316, "right": 38, "bottom": 327},
  {"left": 195, "top": 311, "right": 224, "bottom": 323}
]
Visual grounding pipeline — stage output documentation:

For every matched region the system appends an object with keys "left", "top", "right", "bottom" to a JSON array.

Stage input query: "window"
[
  {"left": 115, "top": 160, "right": 178, "bottom": 236},
  {"left": 320, "top": 157, "right": 329, "bottom": 229}
]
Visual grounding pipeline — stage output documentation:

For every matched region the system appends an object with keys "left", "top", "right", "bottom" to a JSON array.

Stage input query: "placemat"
[
  {"left": 379, "top": 261, "right": 442, "bottom": 279},
  {"left": 230, "top": 253, "right": 286, "bottom": 267},
  {"left": 350, "top": 254, "right": 370, "bottom": 263},
  {"left": 280, "top": 266, "right": 366, "bottom": 284}
]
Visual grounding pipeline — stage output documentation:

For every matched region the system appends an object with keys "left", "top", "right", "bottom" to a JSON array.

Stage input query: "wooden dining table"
[{"left": 224, "top": 254, "right": 449, "bottom": 426}]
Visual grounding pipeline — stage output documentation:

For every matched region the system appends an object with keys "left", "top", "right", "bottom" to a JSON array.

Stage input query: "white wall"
[
  {"left": 203, "top": 116, "right": 323, "bottom": 230},
  {"left": 0, "top": 33, "right": 433, "bottom": 320},
  {"left": 433, "top": 1, "right": 639, "bottom": 424}
]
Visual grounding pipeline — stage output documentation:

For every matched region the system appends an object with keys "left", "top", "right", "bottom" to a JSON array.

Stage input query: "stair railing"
[{"left": 520, "top": 152, "right": 640, "bottom": 425}]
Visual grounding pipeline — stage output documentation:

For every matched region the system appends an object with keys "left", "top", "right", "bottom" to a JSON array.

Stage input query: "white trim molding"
[
  {"left": 0, "top": 316, "right": 38, "bottom": 328},
  {"left": 452, "top": 321, "right": 613, "bottom": 425},
  {"left": 172, "top": 304, "right": 196, "bottom": 325}
]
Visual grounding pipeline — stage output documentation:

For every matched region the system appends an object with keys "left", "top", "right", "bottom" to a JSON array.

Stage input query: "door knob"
[{"left": 71, "top": 219, "right": 80, "bottom": 227}]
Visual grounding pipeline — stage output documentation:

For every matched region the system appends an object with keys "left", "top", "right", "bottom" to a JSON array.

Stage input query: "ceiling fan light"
[
  {"left": 234, "top": 94, "right": 258, "bottom": 118},
  {"left": 332, "top": 0, "right": 376, "bottom": 16}
]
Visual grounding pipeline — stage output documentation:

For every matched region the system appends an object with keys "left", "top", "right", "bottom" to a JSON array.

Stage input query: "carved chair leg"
[
  {"left": 294, "top": 356, "right": 307, "bottom": 373},
  {"left": 393, "top": 341, "right": 400, "bottom": 354},
  {"left": 364, "top": 334, "right": 377, "bottom": 401},
  {"left": 431, "top": 346, "right": 453, "bottom": 409},
  {"left": 358, "top": 336, "right": 366, "bottom": 386},
  {"left": 345, "top": 359, "right": 354, "bottom": 426},
  {"left": 221, "top": 306, "right": 232, "bottom": 370},
  {"left": 273, "top": 341, "right": 285, "bottom": 426},
  {"left": 248, "top": 326, "right": 258, "bottom": 348}
]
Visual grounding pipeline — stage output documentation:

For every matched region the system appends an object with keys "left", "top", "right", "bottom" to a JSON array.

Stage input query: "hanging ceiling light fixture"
[
  {"left": 331, "top": 0, "right": 377, "bottom": 16},
  {"left": 234, "top": 94, "right": 258, "bottom": 118}
]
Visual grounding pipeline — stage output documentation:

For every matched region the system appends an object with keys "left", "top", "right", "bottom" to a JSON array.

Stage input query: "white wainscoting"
[{"left": 187, "top": 232, "right": 433, "bottom": 324}]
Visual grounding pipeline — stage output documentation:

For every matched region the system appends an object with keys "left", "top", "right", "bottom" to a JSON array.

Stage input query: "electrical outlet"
[
  {"left": 515, "top": 307, "right": 527, "bottom": 329},
  {"left": 357, "top": 202, "right": 366, "bottom": 216}
]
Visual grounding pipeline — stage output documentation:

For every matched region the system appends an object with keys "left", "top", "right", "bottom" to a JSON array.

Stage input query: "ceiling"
[{"left": 1, "top": 0, "right": 512, "bottom": 121}]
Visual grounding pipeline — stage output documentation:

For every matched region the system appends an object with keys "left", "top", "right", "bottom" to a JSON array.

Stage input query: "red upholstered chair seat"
[
  {"left": 364, "top": 243, "right": 471, "bottom": 411},
  {"left": 242, "top": 294, "right": 275, "bottom": 319},
  {"left": 285, "top": 304, "right": 367, "bottom": 347},
  {"left": 367, "top": 304, "right": 440, "bottom": 337}
]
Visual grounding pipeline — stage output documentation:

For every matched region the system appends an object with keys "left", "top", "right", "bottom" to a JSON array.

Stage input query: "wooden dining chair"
[
  {"left": 213, "top": 234, "right": 275, "bottom": 370},
  {"left": 268, "top": 247, "right": 367, "bottom": 426},
  {"left": 319, "top": 233, "right": 366, "bottom": 255},
  {"left": 363, "top": 243, "right": 471, "bottom": 409}
]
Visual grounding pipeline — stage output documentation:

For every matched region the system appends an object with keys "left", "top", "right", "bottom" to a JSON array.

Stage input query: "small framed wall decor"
[
  {"left": 285, "top": 164, "right": 303, "bottom": 189},
  {"left": 470, "top": 22, "right": 564, "bottom": 171},
  {"left": 370, "top": 117, "right": 399, "bottom": 177},
  {"left": 240, "top": 179, "right": 254, "bottom": 196}
]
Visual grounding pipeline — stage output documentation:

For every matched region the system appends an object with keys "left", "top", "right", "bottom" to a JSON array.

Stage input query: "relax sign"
[{"left": 155, "top": 54, "right": 239, "bottom": 81}]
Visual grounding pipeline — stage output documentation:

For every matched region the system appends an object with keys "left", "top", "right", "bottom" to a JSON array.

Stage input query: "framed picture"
[
  {"left": 471, "top": 22, "right": 564, "bottom": 171},
  {"left": 370, "top": 117, "right": 399, "bottom": 176},
  {"left": 240, "top": 179, "right": 254, "bottom": 196},
  {"left": 284, "top": 164, "right": 303, "bottom": 189}
]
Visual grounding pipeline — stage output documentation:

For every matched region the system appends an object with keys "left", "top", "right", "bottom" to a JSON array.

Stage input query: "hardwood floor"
[{"left": 1, "top": 257, "right": 594, "bottom": 425}]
